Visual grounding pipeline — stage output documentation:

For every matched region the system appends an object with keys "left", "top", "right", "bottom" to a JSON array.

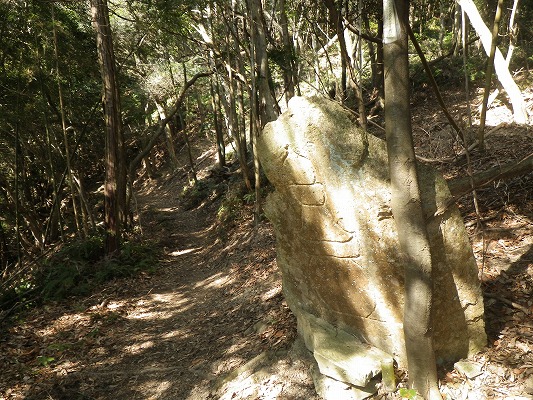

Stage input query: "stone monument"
[{"left": 257, "top": 96, "right": 486, "bottom": 395}]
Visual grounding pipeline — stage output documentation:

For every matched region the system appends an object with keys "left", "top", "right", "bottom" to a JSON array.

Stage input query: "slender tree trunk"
[
  {"left": 220, "top": 60, "right": 251, "bottom": 190},
  {"left": 365, "top": 15, "right": 384, "bottom": 115},
  {"left": 154, "top": 101, "right": 179, "bottom": 168},
  {"left": 383, "top": 0, "right": 441, "bottom": 398},
  {"left": 459, "top": 0, "right": 528, "bottom": 124},
  {"left": 324, "top": 0, "right": 349, "bottom": 103},
  {"left": 248, "top": 11, "right": 262, "bottom": 225},
  {"left": 13, "top": 51, "right": 25, "bottom": 258},
  {"left": 0, "top": 223, "right": 8, "bottom": 278},
  {"left": 36, "top": 43, "right": 63, "bottom": 243},
  {"left": 238, "top": 81, "right": 248, "bottom": 160},
  {"left": 128, "top": 70, "right": 214, "bottom": 175},
  {"left": 438, "top": 0, "right": 446, "bottom": 55},
  {"left": 210, "top": 77, "right": 226, "bottom": 168},
  {"left": 73, "top": 173, "right": 96, "bottom": 231},
  {"left": 356, "top": 0, "right": 367, "bottom": 130},
  {"left": 181, "top": 63, "right": 197, "bottom": 184},
  {"left": 453, "top": 3, "right": 461, "bottom": 56},
  {"left": 478, "top": 0, "right": 504, "bottom": 149},
  {"left": 312, "top": 34, "right": 321, "bottom": 94},
  {"left": 486, "top": 0, "right": 520, "bottom": 115},
  {"left": 52, "top": 5, "right": 83, "bottom": 237},
  {"left": 91, "top": 0, "right": 124, "bottom": 254},
  {"left": 248, "top": 0, "right": 278, "bottom": 126},
  {"left": 462, "top": 9, "right": 473, "bottom": 127},
  {"left": 279, "top": 0, "right": 295, "bottom": 104}
]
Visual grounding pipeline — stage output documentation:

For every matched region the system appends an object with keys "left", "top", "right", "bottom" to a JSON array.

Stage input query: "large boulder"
[{"left": 257, "top": 96, "right": 486, "bottom": 376}]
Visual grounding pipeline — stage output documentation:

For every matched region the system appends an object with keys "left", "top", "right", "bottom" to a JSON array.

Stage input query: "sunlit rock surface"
[{"left": 257, "top": 96, "right": 486, "bottom": 371}]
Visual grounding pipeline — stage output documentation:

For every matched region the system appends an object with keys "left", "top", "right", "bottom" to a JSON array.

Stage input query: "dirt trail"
[{"left": 0, "top": 159, "right": 317, "bottom": 400}]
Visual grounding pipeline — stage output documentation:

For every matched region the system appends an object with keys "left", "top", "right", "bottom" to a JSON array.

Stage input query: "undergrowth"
[
  {"left": 38, "top": 235, "right": 158, "bottom": 301},
  {"left": 0, "top": 235, "right": 158, "bottom": 318}
]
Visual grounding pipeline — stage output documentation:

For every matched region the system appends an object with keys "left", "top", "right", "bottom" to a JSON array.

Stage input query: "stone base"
[{"left": 296, "top": 308, "right": 394, "bottom": 389}]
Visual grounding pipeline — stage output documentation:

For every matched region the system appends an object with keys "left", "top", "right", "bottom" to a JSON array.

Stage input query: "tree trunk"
[
  {"left": 462, "top": 9, "right": 473, "bottom": 127},
  {"left": 279, "top": 0, "right": 295, "bottom": 104},
  {"left": 324, "top": 0, "right": 349, "bottom": 103},
  {"left": 248, "top": 9, "right": 262, "bottom": 225},
  {"left": 52, "top": 5, "right": 83, "bottom": 237},
  {"left": 210, "top": 77, "right": 226, "bottom": 168},
  {"left": 486, "top": 0, "right": 520, "bottom": 117},
  {"left": 128, "top": 70, "right": 213, "bottom": 176},
  {"left": 383, "top": 0, "right": 441, "bottom": 398},
  {"left": 458, "top": 0, "right": 528, "bottom": 124},
  {"left": 365, "top": 15, "right": 385, "bottom": 113},
  {"left": 37, "top": 49, "right": 63, "bottom": 242},
  {"left": 154, "top": 101, "right": 179, "bottom": 168},
  {"left": 448, "top": 152, "right": 533, "bottom": 197},
  {"left": 219, "top": 63, "right": 251, "bottom": 191},
  {"left": 248, "top": 0, "right": 278, "bottom": 126},
  {"left": 91, "top": 0, "right": 124, "bottom": 255},
  {"left": 477, "top": 0, "right": 504, "bottom": 148},
  {"left": 0, "top": 223, "right": 8, "bottom": 278},
  {"left": 356, "top": 0, "right": 367, "bottom": 130}
]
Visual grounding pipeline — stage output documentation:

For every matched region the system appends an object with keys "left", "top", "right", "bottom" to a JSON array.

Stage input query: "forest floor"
[{"left": 1, "top": 83, "right": 533, "bottom": 400}]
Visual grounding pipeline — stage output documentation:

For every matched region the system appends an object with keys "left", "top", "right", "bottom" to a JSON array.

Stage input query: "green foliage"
[
  {"left": 36, "top": 355, "right": 55, "bottom": 367},
  {"left": 216, "top": 191, "right": 242, "bottom": 225},
  {"left": 411, "top": 54, "right": 486, "bottom": 90},
  {"left": 268, "top": 46, "right": 298, "bottom": 70},
  {"left": 399, "top": 388, "right": 419, "bottom": 399},
  {"left": 181, "top": 179, "right": 218, "bottom": 210},
  {"left": 37, "top": 235, "right": 158, "bottom": 301},
  {"left": 242, "top": 192, "right": 255, "bottom": 205}
]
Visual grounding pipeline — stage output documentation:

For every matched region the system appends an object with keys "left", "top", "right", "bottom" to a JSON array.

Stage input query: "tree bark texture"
[
  {"left": 279, "top": 0, "right": 295, "bottom": 103},
  {"left": 383, "top": 0, "right": 441, "bottom": 398},
  {"left": 91, "top": 0, "right": 124, "bottom": 254},
  {"left": 478, "top": 0, "right": 504, "bottom": 148},
  {"left": 248, "top": 0, "right": 278, "bottom": 127},
  {"left": 323, "top": 0, "right": 348, "bottom": 102}
]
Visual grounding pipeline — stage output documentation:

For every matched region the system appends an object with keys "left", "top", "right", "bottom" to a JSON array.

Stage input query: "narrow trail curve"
[
  {"left": 0, "top": 149, "right": 318, "bottom": 400},
  {"left": 69, "top": 171, "right": 319, "bottom": 400}
]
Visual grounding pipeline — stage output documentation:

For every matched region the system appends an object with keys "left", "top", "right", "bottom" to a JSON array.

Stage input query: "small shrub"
[
  {"left": 37, "top": 235, "right": 158, "bottom": 301},
  {"left": 181, "top": 179, "right": 217, "bottom": 210},
  {"left": 216, "top": 192, "right": 242, "bottom": 225}
]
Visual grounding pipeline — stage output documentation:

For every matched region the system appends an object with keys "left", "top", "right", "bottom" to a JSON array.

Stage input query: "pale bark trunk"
[
  {"left": 487, "top": 0, "right": 520, "bottom": 110},
  {"left": 219, "top": 66, "right": 251, "bottom": 190},
  {"left": 383, "top": 0, "right": 441, "bottom": 398},
  {"left": 458, "top": 0, "right": 528, "bottom": 124},
  {"left": 248, "top": 0, "right": 278, "bottom": 126},
  {"left": 249, "top": 15, "right": 262, "bottom": 226},
  {"left": 478, "top": 0, "right": 504, "bottom": 148},
  {"left": 324, "top": 0, "right": 348, "bottom": 103},
  {"left": 154, "top": 101, "right": 179, "bottom": 168}
]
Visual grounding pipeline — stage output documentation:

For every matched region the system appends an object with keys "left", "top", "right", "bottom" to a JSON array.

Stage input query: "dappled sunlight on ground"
[
  {"left": 169, "top": 247, "right": 201, "bottom": 256},
  {"left": 1, "top": 86, "right": 531, "bottom": 399}
]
